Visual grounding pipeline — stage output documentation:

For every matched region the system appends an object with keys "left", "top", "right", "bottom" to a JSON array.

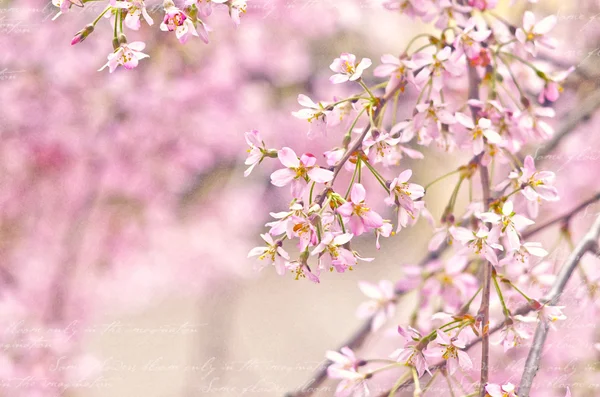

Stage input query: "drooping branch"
[{"left": 518, "top": 214, "right": 600, "bottom": 396}]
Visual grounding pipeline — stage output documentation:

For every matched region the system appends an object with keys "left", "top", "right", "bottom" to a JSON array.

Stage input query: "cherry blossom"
[
  {"left": 478, "top": 200, "right": 535, "bottom": 251},
  {"left": 270, "top": 147, "right": 334, "bottom": 198},
  {"left": 337, "top": 184, "right": 384, "bottom": 236},
  {"left": 160, "top": 5, "right": 206, "bottom": 44},
  {"left": 424, "top": 330, "right": 472, "bottom": 375},
  {"left": 373, "top": 54, "right": 416, "bottom": 95},
  {"left": 330, "top": 53, "right": 372, "bottom": 84},
  {"left": 312, "top": 232, "right": 358, "bottom": 273},
  {"left": 455, "top": 113, "right": 502, "bottom": 155},
  {"left": 516, "top": 11, "right": 558, "bottom": 55},
  {"left": 98, "top": 42, "right": 149, "bottom": 73},
  {"left": 485, "top": 382, "right": 518, "bottom": 397},
  {"left": 326, "top": 346, "right": 361, "bottom": 375},
  {"left": 412, "top": 46, "right": 463, "bottom": 91},
  {"left": 390, "top": 326, "right": 430, "bottom": 377},
  {"left": 385, "top": 169, "right": 425, "bottom": 232},
  {"left": 247, "top": 233, "right": 290, "bottom": 276},
  {"left": 356, "top": 280, "right": 396, "bottom": 331},
  {"left": 450, "top": 225, "right": 504, "bottom": 266}
]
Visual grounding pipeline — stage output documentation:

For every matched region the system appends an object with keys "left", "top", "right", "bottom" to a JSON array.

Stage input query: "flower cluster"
[
  {"left": 244, "top": 0, "right": 581, "bottom": 395},
  {"left": 54, "top": 0, "right": 247, "bottom": 72}
]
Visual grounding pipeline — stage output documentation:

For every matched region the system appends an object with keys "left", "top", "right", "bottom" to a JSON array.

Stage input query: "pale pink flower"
[
  {"left": 98, "top": 42, "right": 149, "bottom": 73},
  {"left": 373, "top": 54, "right": 416, "bottom": 95},
  {"left": 450, "top": 225, "right": 504, "bottom": 266},
  {"left": 478, "top": 200, "right": 535, "bottom": 251},
  {"left": 538, "top": 67, "right": 574, "bottom": 104},
  {"left": 356, "top": 280, "right": 396, "bottom": 331},
  {"left": 244, "top": 129, "right": 266, "bottom": 177},
  {"left": 265, "top": 202, "right": 308, "bottom": 237},
  {"left": 424, "top": 330, "right": 472, "bottom": 375},
  {"left": 517, "top": 155, "right": 559, "bottom": 217},
  {"left": 286, "top": 260, "right": 320, "bottom": 283},
  {"left": 455, "top": 113, "right": 502, "bottom": 155},
  {"left": 516, "top": 11, "right": 558, "bottom": 55},
  {"left": 111, "top": 0, "right": 153, "bottom": 30},
  {"left": 385, "top": 169, "right": 425, "bottom": 232},
  {"left": 412, "top": 46, "right": 463, "bottom": 91},
  {"left": 411, "top": 101, "right": 456, "bottom": 146},
  {"left": 289, "top": 216, "right": 318, "bottom": 252},
  {"left": 213, "top": 0, "right": 247, "bottom": 25},
  {"left": 375, "top": 221, "right": 393, "bottom": 250},
  {"left": 330, "top": 53, "right": 372, "bottom": 84},
  {"left": 328, "top": 367, "right": 370, "bottom": 397},
  {"left": 247, "top": 233, "right": 289, "bottom": 276},
  {"left": 326, "top": 346, "right": 361, "bottom": 374},
  {"left": 467, "top": 0, "right": 498, "bottom": 10},
  {"left": 186, "top": 0, "right": 213, "bottom": 17},
  {"left": 270, "top": 147, "right": 334, "bottom": 198},
  {"left": 390, "top": 326, "right": 430, "bottom": 377},
  {"left": 485, "top": 382, "right": 518, "bottom": 397},
  {"left": 362, "top": 129, "right": 403, "bottom": 164},
  {"left": 493, "top": 321, "right": 532, "bottom": 352},
  {"left": 383, "top": 0, "right": 431, "bottom": 19},
  {"left": 161, "top": 6, "right": 208, "bottom": 44},
  {"left": 454, "top": 17, "right": 492, "bottom": 59},
  {"left": 312, "top": 232, "right": 358, "bottom": 273},
  {"left": 291, "top": 94, "right": 333, "bottom": 138},
  {"left": 422, "top": 256, "right": 478, "bottom": 312},
  {"left": 337, "top": 184, "right": 384, "bottom": 236}
]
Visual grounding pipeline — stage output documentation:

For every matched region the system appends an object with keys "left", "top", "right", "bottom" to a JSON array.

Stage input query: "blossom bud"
[
  {"left": 71, "top": 24, "right": 94, "bottom": 46},
  {"left": 118, "top": 33, "right": 128, "bottom": 45}
]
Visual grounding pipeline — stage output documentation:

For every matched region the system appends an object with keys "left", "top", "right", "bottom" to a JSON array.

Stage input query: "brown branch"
[{"left": 521, "top": 192, "right": 600, "bottom": 238}]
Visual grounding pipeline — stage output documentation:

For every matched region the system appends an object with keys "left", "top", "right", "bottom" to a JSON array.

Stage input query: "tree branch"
[{"left": 518, "top": 214, "right": 600, "bottom": 396}]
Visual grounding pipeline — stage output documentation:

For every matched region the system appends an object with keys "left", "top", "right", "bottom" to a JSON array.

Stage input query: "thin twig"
[
  {"left": 522, "top": 192, "right": 600, "bottom": 238},
  {"left": 518, "top": 214, "right": 600, "bottom": 396}
]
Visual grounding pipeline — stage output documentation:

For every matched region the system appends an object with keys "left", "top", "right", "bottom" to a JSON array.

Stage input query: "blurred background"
[{"left": 1, "top": 0, "right": 600, "bottom": 396}]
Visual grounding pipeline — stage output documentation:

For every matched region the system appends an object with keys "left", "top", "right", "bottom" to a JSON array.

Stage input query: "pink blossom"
[
  {"left": 98, "top": 42, "right": 149, "bottom": 73},
  {"left": 270, "top": 147, "right": 334, "bottom": 198},
  {"left": 373, "top": 54, "right": 416, "bottom": 95},
  {"left": 356, "top": 280, "right": 396, "bottom": 331},
  {"left": 111, "top": 0, "right": 153, "bottom": 30},
  {"left": 485, "top": 382, "right": 518, "bottom": 397},
  {"left": 390, "top": 326, "right": 430, "bottom": 377},
  {"left": 454, "top": 17, "right": 492, "bottom": 59},
  {"left": 411, "top": 101, "right": 456, "bottom": 146},
  {"left": 375, "top": 222, "right": 393, "bottom": 250},
  {"left": 327, "top": 367, "right": 369, "bottom": 397},
  {"left": 450, "top": 225, "right": 503, "bottom": 266},
  {"left": 455, "top": 113, "right": 502, "bottom": 155},
  {"left": 422, "top": 256, "right": 478, "bottom": 312},
  {"left": 467, "top": 0, "right": 498, "bottom": 10},
  {"left": 412, "top": 46, "right": 463, "bottom": 91},
  {"left": 538, "top": 67, "right": 575, "bottom": 104},
  {"left": 247, "top": 233, "right": 289, "bottom": 276},
  {"left": 516, "top": 11, "right": 558, "bottom": 55},
  {"left": 337, "top": 184, "right": 384, "bottom": 236},
  {"left": 518, "top": 156, "right": 559, "bottom": 216},
  {"left": 326, "top": 346, "right": 361, "bottom": 375},
  {"left": 478, "top": 200, "right": 535, "bottom": 251},
  {"left": 244, "top": 129, "right": 266, "bottom": 177},
  {"left": 312, "top": 232, "right": 358, "bottom": 273},
  {"left": 493, "top": 320, "right": 532, "bottom": 352},
  {"left": 385, "top": 169, "right": 425, "bottom": 232},
  {"left": 160, "top": 6, "right": 207, "bottom": 44},
  {"left": 186, "top": 0, "right": 213, "bottom": 18},
  {"left": 424, "top": 330, "right": 472, "bottom": 375},
  {"left": 330, "top": 53, "right": 372, "bottom": 84},
  {"left": 212, "top": 0, "right": 247, "bottom": 25},
  {"left": 291, "top": 95, "right": 334, "bottom": 138},
  {"left": 383, "top": 0, "right": 431, "bottom": 19}
]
